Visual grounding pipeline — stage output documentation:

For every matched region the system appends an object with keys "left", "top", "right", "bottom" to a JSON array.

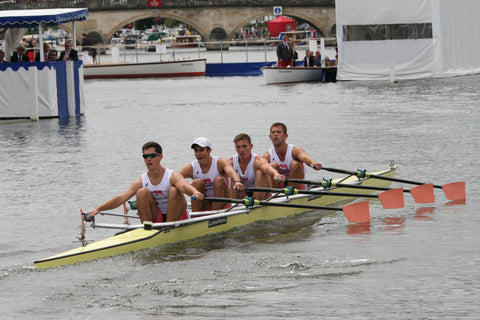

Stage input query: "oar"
[
  {"left": 285, "top": 178, "right": 434, "bottom": 204},
  {"left": 205, "top": 197, "right": 371, "bottom": 223},
  {"left": 99, "top": 212, "right": 140, "bottom": 219},
  {"left": 320, "top": 166, "right": 465, "bottom": 201},
  {"left": 244, "top": 186, "right": 404, "bottom": 209}
]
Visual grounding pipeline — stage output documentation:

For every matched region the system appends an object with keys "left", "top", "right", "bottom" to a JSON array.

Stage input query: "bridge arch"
[{"left": 72, "top": 6, "right": 336, "bottom": 45}]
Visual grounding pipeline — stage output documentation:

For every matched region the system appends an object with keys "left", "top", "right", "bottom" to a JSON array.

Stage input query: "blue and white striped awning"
[{"left": 0, "top": 8, "right": 88, "bottom": 28}]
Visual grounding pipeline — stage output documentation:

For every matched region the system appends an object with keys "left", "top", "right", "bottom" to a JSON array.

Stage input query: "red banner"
[{"left": 148, "top": 0, "right": 161, "bottom": 7}]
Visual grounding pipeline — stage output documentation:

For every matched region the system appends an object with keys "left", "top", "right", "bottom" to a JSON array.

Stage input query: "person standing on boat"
[
  {"left": 179, "top": 137, "right": 244, "bottom": 211},
  {"left": 289, "top": 37, "right": 298, "bottom": 67},
  {"left": 263, "top": 122, "right": 322, "bottom": 189},
  {"left": 87, "top": 141, "right": 204, "bottom": 223},
  {"left": 303, "top": 50, "right": 315, "bottom": 67},
  {"left": 276, "top": 35, "right": 293, "bottom": 67},
  {"left": 229, "top": 133, "right": 285, "bottom": 200}
]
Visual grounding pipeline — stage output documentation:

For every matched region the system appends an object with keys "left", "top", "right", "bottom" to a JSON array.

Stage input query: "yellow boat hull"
[{"left": 35, "top": 166, "right": 396, "bottom": 269}]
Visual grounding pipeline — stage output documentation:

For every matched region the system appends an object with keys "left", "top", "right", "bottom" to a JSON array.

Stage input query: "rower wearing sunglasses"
[{"left": 87, "top": 141, "right": 204, "bottom": 223}]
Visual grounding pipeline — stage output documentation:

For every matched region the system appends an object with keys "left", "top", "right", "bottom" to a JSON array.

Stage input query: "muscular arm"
[
  {"left": 292, "top": 146, "right": 322, "bottom": 170},
  {"left": 178, "top": 163, "right": 194, "bottom": 179},
  {"left": 217, "top": 157, "right": 244, "bottom": 191},
  {"left": 262, "top": 151, "right": 271, "bottom": 163},
  {"left": 255, "top": 156, "right": 285, "bottom": 182},
  {"left": 88, "top": 178, "right": 142, "bottom": 217},
  {"left": 170, "top": 171, "right": 204, "bottom": 200}
]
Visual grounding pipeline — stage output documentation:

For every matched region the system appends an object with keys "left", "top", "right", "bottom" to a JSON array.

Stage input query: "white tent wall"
[
  {"left": 0, "top": 66, "right": 58, "bottom": 119},
  {"left": 436, "top": 0, "right": 480, "bottom": 77},
  {"left": 336, "top": 0, "right": 480, "bottom": 81}
]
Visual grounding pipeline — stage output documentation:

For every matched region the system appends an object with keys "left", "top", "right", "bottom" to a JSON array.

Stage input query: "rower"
[
  {"left": 87, "top": 141, "right": 204, "bottom": 223},
  {"left": 228, "top": 133, "right": 285, "bottom": 200},
  {"left": 262, "top": 122, "right": 322, "bottom": 189},
  {"left": 179, "top": 137, "right": 244, "bottom": 211}
]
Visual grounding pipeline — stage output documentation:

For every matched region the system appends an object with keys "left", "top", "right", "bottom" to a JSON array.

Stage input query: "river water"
[{"left": 1, "top": 67, "right": 479, "bottom": 319}]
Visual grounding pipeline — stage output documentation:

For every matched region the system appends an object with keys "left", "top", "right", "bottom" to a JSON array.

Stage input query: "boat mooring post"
[
  {"left": 220, "top": 40, "right": 223, "bottom": 64},
  {"left": 264, "top": 39, "right": 267, "bottom": 62}
]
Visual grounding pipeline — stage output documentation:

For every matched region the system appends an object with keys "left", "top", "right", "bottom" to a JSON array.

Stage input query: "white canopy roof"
[
  {"left": 0, "top": 8, "right": 88, "bottom": 62},
  {"left": 0, "top": 8, "right": 88, "bottom": 28}
]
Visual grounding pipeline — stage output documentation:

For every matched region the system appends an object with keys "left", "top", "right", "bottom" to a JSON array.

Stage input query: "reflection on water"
[
  {"left": 414, "top": 207, "right": 436, "bottom": 221},
  {"left": 381, "top": 216, "right": 406, "bottom": 232},
  {"left": 445, "top": 199, "right": 467, "bottom": 206},
  {"left": 347, "top": 222, "right": 371, "bottom": 235},
  {"left": 137, "top": 212, "right": 327, "bottom": 264}
]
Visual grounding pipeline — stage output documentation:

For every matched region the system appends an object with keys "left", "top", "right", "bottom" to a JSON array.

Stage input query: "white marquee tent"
[{"left": 335, "top": 0, "right": 480, "bottom": 81}]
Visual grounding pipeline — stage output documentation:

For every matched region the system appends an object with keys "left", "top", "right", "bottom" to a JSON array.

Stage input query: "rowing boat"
[
  {"left": 83, "top": 59, "right": 206, "bottom": 79},
  {"left": 34, "top": 165, "right": 396, "bottom": 269}
]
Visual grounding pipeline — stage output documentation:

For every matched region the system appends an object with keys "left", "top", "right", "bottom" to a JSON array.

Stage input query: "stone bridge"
[{"left": 6, "top": 0, "right": 336, "bottom": 46}]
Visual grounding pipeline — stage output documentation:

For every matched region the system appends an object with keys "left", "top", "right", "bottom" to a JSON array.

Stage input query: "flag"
[{"left": 148, "top": 0, "right": 161, "bottom": 7}]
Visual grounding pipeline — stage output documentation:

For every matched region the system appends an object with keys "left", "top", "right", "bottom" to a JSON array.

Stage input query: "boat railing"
[{"left": 76, "top": 37, "right": 337, "bottom": 64}]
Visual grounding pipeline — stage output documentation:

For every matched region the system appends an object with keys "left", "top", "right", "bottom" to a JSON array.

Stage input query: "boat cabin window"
[{"left": 342, "top": 23, "right": 433, "bottom": 41}]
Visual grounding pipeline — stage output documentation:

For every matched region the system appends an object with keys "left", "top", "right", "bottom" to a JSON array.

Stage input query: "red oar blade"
[
  {"left": 442, "top": 181, "right": 466, "bottom": 200},
  {"left": 343, "top": 201, "right": 370, "bottom": 223},
  {"left": 410, "top": 184, "right": 435, "bottom": 203},
  {"left": 378, "top": 188, "right": 404, "bottom": 209}
]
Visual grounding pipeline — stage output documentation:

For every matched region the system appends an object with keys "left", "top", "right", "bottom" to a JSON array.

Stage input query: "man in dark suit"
[
  {"left": 10, "top": 46, "right": 30, "bottom": 62},
  {"left": 303, "top": 50, "right": 315, "bottom": 67},
  {"left": 276, "top": 35, "right": 293, "bottom": 67},
  {"left": 58, "top": 40, "right": 78, "bottom": 61},
  {"left": 35, "top": 42, "right": 50, "bottom": 62}
]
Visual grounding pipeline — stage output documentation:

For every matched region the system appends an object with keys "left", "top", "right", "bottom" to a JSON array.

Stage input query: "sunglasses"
[{"left": 142, "top": 153, "right": 160, "bottom": 159}]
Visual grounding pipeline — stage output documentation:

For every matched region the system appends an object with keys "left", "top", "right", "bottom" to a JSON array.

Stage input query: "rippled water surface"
[{"left": 1, "top": 72, "right": 479, "bottom": 319}]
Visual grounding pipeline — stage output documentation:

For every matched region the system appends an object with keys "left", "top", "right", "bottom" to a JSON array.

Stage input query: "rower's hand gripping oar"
[
  {"left": 204, "top": 197, "right": 371, "bottom": 223},
  {"left": 319, "top": 166, "right": 466, "bottom": 201},
  {"left": 286, "top": 178, "right": 434, "bottom": 204},
  {"left": 245, "top": 186, "right": 404, "bottom": 209}
]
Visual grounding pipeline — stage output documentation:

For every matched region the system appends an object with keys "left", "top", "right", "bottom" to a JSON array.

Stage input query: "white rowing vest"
[
  {"left": 191, "top": 156, "right": 220, "bottom": 197},
  {"left": 268, "top": 144, "right": 300, "bottom": 179},
  {"left": 232, "top": 153, "right": 256, "bottom": 188},
  {"left": 141, "top": 168, "right": 173, "bottom": 215}
]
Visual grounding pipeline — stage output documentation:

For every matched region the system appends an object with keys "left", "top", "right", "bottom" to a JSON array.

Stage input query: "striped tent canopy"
[{"left": 0, "top": 8, "right": 88, "bottom": 28}]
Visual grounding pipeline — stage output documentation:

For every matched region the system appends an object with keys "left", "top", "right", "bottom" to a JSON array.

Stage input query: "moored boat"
[
  {"left": 261, "top": 66, "right": 337, "bottom": 85},
  {"left": 34, "top": 165, "right": 396, "bottom": 269},
  {"left": 83, "top": 58, "right": 206, "bottom": 79}
]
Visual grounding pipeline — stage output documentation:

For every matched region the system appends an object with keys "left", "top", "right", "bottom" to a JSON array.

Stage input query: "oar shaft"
[
  {"left": 205, "top": 197, "right": 344, "bottom": 212},
  {"left": 322, "top": 167, "right": 442, "bottom": 188},
  {"left": 286, "top": 179, "right": 411, "bottom": 193},
  {"left": 245, "top": 187, "right": 380, "bottom": 198},
  {"left": 99, "top": 212, "right": 140, "bottom": 219}
]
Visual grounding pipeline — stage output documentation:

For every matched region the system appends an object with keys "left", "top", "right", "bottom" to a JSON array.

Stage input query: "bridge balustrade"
[{"left": 0, "top": 0, "right": 334, "bottom": 11}]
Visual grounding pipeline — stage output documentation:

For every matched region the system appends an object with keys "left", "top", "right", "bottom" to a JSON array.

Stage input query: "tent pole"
[
  {"left": 72, "top": 21, "right": 77, "bottom": 49},
  {"left": 39, "top": 23, "right": 44, "bottom": 62}
]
